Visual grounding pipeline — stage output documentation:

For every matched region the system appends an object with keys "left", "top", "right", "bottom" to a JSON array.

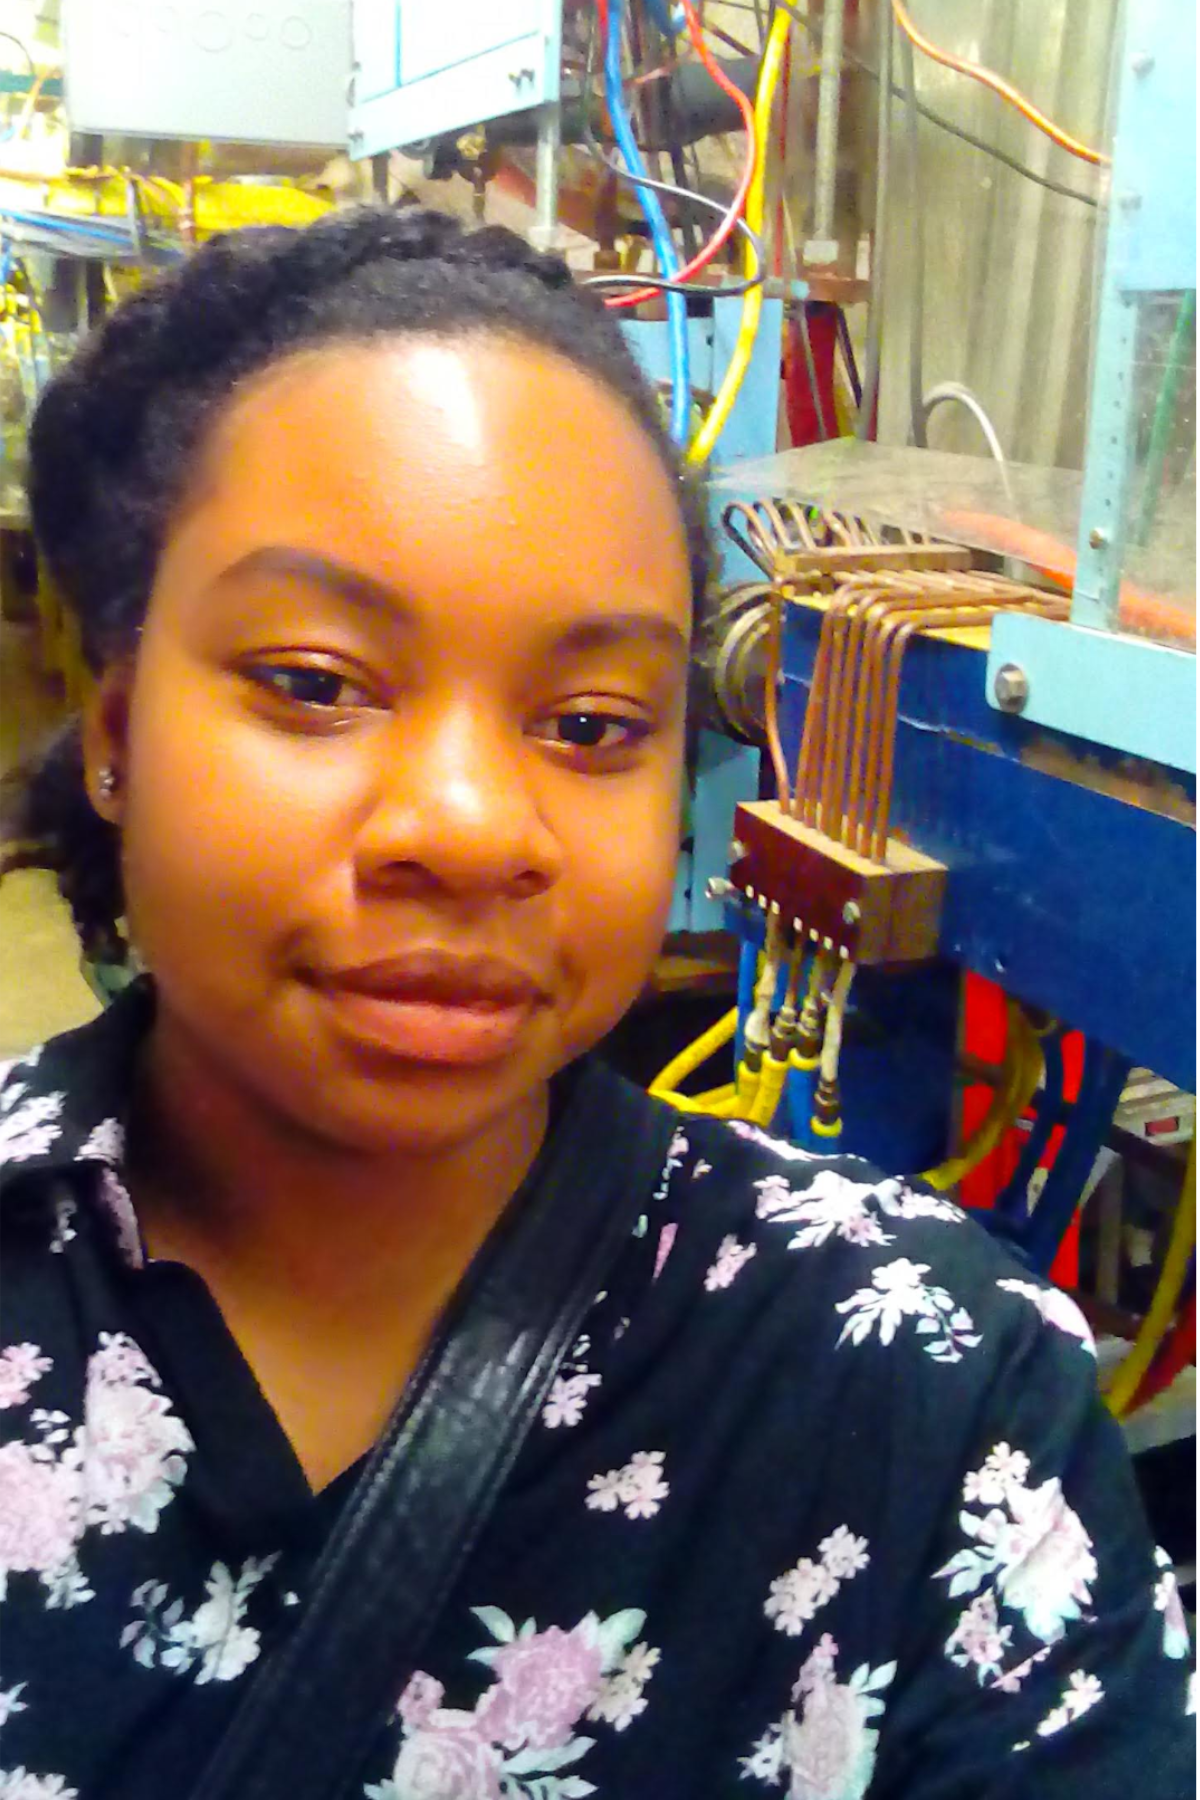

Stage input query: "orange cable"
[{"left": 891, "top": 0, "right": 1109, "bottom": 168}]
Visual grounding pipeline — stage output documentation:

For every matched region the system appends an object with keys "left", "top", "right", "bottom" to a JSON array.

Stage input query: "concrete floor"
[{"left": 0, "top": 620, "right": 99, "bottom": 1057}]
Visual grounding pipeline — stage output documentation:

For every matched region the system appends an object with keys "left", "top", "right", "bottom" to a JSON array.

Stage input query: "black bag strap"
[{"left": 196, "top": 1059, "right": 677, "bottom": 1800}]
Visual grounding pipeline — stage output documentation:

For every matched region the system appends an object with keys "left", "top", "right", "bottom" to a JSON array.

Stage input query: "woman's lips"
[
  {"left": 312, "top": 950, "right": 546, "bottom": 1067},
  {"left": 319, "top": 987, "right": 535, "bottom": 1066}
]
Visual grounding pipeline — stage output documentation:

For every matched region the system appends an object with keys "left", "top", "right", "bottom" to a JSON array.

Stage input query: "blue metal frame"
[{"left": 781, "top": 606, "right": 1197, "bottom": 1090}]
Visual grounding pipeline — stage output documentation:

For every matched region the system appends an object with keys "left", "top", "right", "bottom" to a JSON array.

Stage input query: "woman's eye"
[
  {"left": 541, "top": 711, "right": 650, "bottom": 753},
  {"left": 249, "top": 664, "right": 376, "bottom": 709}
]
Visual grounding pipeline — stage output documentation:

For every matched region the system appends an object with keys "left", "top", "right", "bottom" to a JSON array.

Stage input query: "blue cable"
[
  {"left": 995, "top": 1026, "right": 1065, "bottom": 1223},
  {"left": 1019, "top": 1041, "right": 1130, "bottom": 1276},
  {"left": 787, "top": 1064, "right": 815, "bottom": 1149},
  {"left": 604, "top": 0, "right": 691, "bottom": 445},
  {"left": 735, "top": 934, "right": 756, "bottom": 1068}
]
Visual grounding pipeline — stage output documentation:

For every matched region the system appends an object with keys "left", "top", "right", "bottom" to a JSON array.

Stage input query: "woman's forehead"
[{"left": 165, "top": 335, "right": 692, "bottom": 632}]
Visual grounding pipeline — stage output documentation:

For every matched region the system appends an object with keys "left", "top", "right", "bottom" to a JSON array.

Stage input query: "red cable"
[
  {"left": 603, "top": 0, "right": 757, "bottom": 310},
  {"left": 1129, "top": 1288, "right": 1196, "bottom": 1413}
]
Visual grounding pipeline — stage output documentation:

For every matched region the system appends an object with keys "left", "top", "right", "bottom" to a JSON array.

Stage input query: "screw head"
[
  {"left": 842, "top": 901, "right": 861, "bottom": 926},
  {"left": 1088, "top": 526, "right": 1109, "bottom": 550},
  {"left": 993, "top": 663, "right": 1030, "bottom": 714},
  {"left": 705, "top": 876, "right": 735, "bottom": 903},
  {"left": 729, "top": 838, "right": 748, "bottom": 864}
]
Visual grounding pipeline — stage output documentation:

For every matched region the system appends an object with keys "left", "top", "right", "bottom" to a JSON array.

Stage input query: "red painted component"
[{"left": 784, "top": 304, "right": 840, "bottom": 447}]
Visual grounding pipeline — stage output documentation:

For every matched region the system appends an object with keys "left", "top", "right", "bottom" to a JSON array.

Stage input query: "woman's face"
[{"left": 91, "top": 337, "right": 693, "bottom": 1155}]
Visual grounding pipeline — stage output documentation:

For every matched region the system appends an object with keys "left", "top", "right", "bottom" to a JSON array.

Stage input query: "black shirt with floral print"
[{"left": 0, "top": 986, "right": 1193, "bottom": 1799}]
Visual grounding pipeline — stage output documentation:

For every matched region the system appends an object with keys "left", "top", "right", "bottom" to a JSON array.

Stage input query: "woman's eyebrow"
[
  {"left": 214, "top": 546, "right": 689, "bottom": 666},
  {"left": 214, "top": 546, "right": 419, "bottom": 624}
]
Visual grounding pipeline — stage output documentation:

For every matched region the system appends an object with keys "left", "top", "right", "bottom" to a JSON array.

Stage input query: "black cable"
[
  {"left": 775, "top": 1, "right": 1099, "bottom": 207},
  {"left": 583, "top": 267, "right": 763, "bottom": 297},
  {"left": 835, "top": 305, "right": 863, "bottom": 408},
  {"left": 0, "top": 30, "right": 35, "bottom": 77}
]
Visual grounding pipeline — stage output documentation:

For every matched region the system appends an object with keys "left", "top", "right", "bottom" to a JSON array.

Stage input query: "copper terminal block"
[{"left": 729, "top": 800, "right": 946, "bottom": 965}]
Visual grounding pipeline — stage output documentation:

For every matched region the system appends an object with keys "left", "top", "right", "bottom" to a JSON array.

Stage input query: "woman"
[{"left": 0, "top": 207, "right": 1191, "bottom": 1799}]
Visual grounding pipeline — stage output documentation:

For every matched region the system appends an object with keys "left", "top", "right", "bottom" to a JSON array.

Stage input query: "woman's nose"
[{"left": 353, "top": 699, "right": 562, "bottom": 902}]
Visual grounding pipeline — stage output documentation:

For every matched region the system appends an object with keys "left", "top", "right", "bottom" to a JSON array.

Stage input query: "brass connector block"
[{"left": 729, "top": 801, "right": 946, "bottom": 965}]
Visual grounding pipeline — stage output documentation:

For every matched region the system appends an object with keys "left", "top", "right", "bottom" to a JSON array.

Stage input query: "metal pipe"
[
  {"left": 531, "top": 101, "right": 562, "bottom": 249},
  {"left": 809, "top": 0, "right": 846, "bottom": 260}
]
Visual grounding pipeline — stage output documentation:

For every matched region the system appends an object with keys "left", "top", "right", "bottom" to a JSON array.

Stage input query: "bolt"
[
  {"left": 1088, "top": 526, "right": 1109, "bottom": 550},
  {"left": 1131, "top": 51, "right": 1154, "bottom": 74},
  {"left": 705, "top": 877, "right": 735, "bottom": 903},
  {"left": 842, "top": 901, "right": 861, "bottom": 926},
  {"left": 993, "top": 663, "right": 1030, "bottom": 714},
  {"left": 729, "top": 838, "right": 748, "bottom": 863}
]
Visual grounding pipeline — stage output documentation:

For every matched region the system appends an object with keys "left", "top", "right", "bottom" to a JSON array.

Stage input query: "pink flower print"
[
  {"left": 765, "top": 1558, "right": 839, "bottom": 1636},
  {"left": 946, "top": 1590, "right": 1013, "bottom": 1683},
  {"left": 994, "top": 1477, "right": 1096, "bottom": 1643},
  {"left": 781, "top": 1677, "right": 875, "bottom": 1800},
  {"left": 755, "top": 1174, "right": 798, "bottom": 1219},
  {"left": 476, "top": 1622, "right": 605, "bottom": 1752},
  {"left": 95, "top": 1170, "right": 144, "bottom": 1270},
  {"left": 0, "top": 1345, "right": 52, "bottom": 1411},
  {"left": 397, "top": 1672, "right": 445, "bottom": 1731},
  {"left": 586, "top": 1451, "right": 669, "bottom": 1521},
  {"left": 793, "top": 1634, "right": 839, "bottom": 1701},
  {"left": 996, "top": 1279, "right": 1096, "bottom": 1355},
  {"left": 653, "top": 1222, "right": 678, "bottom": 1282},
  {"left": 0, "top": 1442, "right": 81, "bottom": 1591},
  {"left": 82, "top": 1343, "right": 193, "bottom": 1534},
  {"left": 704, "top": 1235, "right": 757, "bottom": 1292},
  {"left": 388, "top": 1719, "right": 503, "bottom": 1800},
  {"left": 963, "top": 1443, "right": 1030, "bottom": 1509}
]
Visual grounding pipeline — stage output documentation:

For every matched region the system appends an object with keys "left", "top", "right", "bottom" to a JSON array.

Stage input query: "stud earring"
[{"left": 97, "top": 767, "right": 118, "bottom": 799}]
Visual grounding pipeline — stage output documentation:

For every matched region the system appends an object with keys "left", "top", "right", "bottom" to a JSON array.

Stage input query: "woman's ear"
[{"left": 81, "top": 662, "right": 136, "bottom": 823}]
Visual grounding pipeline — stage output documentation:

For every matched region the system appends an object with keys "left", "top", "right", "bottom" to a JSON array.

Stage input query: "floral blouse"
[{"left": 0, "top": 986, "right": 1193, "bottom": 1800}]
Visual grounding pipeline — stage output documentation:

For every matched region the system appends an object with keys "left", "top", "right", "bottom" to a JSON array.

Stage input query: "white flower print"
[
  {"left": 996, "top": 1279, "right": 1096, "bottom": 1355},
  {"left": 756, "top": 1173, "right": 803, "bottom": 1219},
  {"left": 742, "top": 1636, "right": 895, "bottom": 1800},
  {"left": 936, "top": 1444, "right": 1096, "bottom": 1650},
  {"left": 1187, "top": 1672, "right": 1197, "bottom": 1717},
  {"left": 588, "top": 1642, "right": 660, "bottom": 1731},
  {"left": 0, "top": 1093, "right": 65, "bottom": 1164},
  {"left": 765, "top": 1558, "right": 839, "bottom": 1635},
  {"left": 1153, "top": 1547, "right": 1191, "bottom": 1660},
  {"left": 81, "top": 1333, "right": 193, "bottom": 1534},
  {"left": 652, "top": 1222, "right": 678, "bottom": 1283},
  {"left": 764, "top": 1529, "right": 870, "bottom": 1637},
  {"left": 817, "top": 1528, "right": 870, "bottom": 1582},
  {"left": 0, "top": 1772, "right": 79, "bottom": 1799},
  {"left": 1034, "top": 1670, "right": 1104, "bottom": 1738},
  {"left": 835, "top": 1259, "right": 981, "bottom": 1364},
  {"left": 121, "top": 1555, "right": 278, "bottom": 1683},
  {"left": 704, "top": 1235, "right": 758, "bottom": 1291},
  {"left": 370, "top": 1604, "right": 653, "bottom": 1798},
  {"left": 543, "top": 1374, "right": 602, "bottom": 1430},
  {"left": 728, "top": 1120, "right": 818, "bottom": 1162},
  {"left": 585, "top": 1451, "right": 668, "bottom": 1521},
  {"left": 693, "top": 1159, "right": 712, "bottom": 1179},
  {"left": 0, "top": 1346, "right": 52, "bottom": 1411},
  {"left": 756, "top": 1171, "right": 898, "bottom": 1250},
  {"left": 79, "top": 1117, "right": 124, "bottom": 1164},
  {"left": 48, "top": 1196, "right": 76, "bottom": 1255},
  {"left": 0, "top": 1685, "right": 27, "bottom": 1729},
  {"left": 0, "top": 1440, "right": 86, "bottom": 1608}
]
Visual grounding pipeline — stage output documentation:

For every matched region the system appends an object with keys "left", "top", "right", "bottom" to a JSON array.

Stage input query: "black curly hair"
[{"left": 1, "top": 205, "right": 711, "bottom": 965}]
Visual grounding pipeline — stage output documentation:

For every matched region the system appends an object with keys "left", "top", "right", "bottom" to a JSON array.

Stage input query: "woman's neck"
[{"left": 124, "top": 1013, "right": 549, "bottom": 1325}]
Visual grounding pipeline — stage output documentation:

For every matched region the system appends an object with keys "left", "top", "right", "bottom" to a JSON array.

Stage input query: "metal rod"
[
  {"left": 532, "top": 100, "right": 562, "bottom": 249},
  {"left": 810, "top": 0, "right": 846, "bottom": 255}
]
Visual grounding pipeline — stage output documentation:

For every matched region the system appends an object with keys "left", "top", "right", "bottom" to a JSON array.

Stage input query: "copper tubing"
[
  {"left": 764, "top": 590, "right": 792, "bottom": 810},
  {"left": 822, "top": 579, "right": 896, "bottom": 840},
  {"left": 813, "top": 583, "right": 881, "bottom": 836}
]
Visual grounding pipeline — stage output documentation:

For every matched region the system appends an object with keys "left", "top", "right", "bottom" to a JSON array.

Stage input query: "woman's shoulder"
[{"left": 643, "top": 1110, "right": 1098, "bottom": 1380}]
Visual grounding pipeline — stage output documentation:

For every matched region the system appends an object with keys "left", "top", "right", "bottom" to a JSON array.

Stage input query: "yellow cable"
[
  {"left": 1104, "top": 1143, "right": 1196, "bottom": 1419},
  {"left": 749, "top": 1051, "right": 790, "bottom": 1128},
  {"left": 649, "top": 1006, "right": 737, "bottom": 1096},
  {"left": 686, "top": 5, "right": 791, "bottom": 466},
  {"left": 922, "top": 1001, "right": 1041, "bottom": 1192}
]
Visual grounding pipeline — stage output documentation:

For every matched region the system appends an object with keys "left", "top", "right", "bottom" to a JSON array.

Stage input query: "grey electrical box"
[
  {"left": 61, "top": 1, "right": 351, "bottom": 147},
  {"left": 349, "top": 0, "right": 562, "bottom": 158}
]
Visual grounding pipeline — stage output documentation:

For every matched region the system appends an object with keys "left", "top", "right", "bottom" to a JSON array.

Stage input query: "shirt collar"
[{"left": 0, "top": 978, "right": 154, "bottom": 1194}]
